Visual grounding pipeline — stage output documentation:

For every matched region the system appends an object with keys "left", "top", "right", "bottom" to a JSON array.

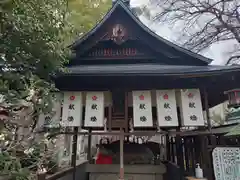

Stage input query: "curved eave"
[
  {"left": 69, "top": 0, "right": 212, "bottom": 65},
  {"left": 57, "top": 64, "right": 240, "bottom": 77}
]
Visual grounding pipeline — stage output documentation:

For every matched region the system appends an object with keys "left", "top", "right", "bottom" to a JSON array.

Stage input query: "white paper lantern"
[
  {"left": 178, "top": 89, "right": 204, "bottom": 126},
  {"left": 156, "top": 90, "right": 179, "bottom": 127},
  {"left": 84, "top": 92, "right": 104, "bottom": 127},
  {"left": 62, "top": 92, "right": 83, "bottom": 127},
  {"left": 132, "top": 90, "right": 153, "bottom": 127}
]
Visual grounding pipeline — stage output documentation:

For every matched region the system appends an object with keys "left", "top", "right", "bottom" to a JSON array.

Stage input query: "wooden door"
[{"left": 111, "top": 90, "right": 128, "bottom": 129}]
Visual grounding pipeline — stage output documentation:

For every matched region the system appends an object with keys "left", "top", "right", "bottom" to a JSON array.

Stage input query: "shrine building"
[
  {"left": 40, "top": 0, "right": 240, "bottom": 180},
  {"left": 55, "top": 0, "right": 240, "bottom": 130}
]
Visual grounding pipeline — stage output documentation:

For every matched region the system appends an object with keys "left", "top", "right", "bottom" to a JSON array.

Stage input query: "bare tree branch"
[{"left": 148, "top": 0, "right": 240, "bottom": 64}]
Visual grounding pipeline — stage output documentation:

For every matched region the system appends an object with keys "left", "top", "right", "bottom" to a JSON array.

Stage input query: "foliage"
[
  {"left": 66, "top": 0, "right": 111, "bottom": 44},
  {"left": 225, "top": 124, "right": 240, "bottom": 136},
  {"left": 1, "top": 0, "right": 67, "bottom": 179},
  {"left": 0, "top": 0, "right": 69, "bottom": 177},
  {"left": 0, "top": 0, "right": 111, "bottom": 179},
  {"left": 141, "top": 0, "right": 240, "bottom": 64},
  {"left": 1, "top": 0, "right": 111, "bottom": 105},
  {"left": 0, "top": 152, "right": 30, "bottom": 180},
  {"left": 0, "top": 129, "right": 61, "bottom": 179},
  {"left": 225, "top": 107, "right": 240, "bottom": 135},
  {"left": 1, "top": 0, "right": 69, "bottom": 109}
]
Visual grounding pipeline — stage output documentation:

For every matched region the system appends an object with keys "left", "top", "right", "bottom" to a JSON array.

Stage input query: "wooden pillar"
[
  {"left": 204, "top": 88, "right": 211, "bottom": 131},
  {"left": 71, "top": 127, "right": 78, "bottom": 180},
  {"left": 108, "top": 104, "right": 112, "bottom": 131},
  {"left": 176, "top": 134, "right": 184, "bottom": 172},
  {"left": 200, "top": 135, "right": 210, "bottom": 179},
  {"left": 209, "top": 135, "right": 217, "bottom": 180},
  {"left": 166, "top": 134, "right": 171, "bottom": 161},
  {"left": 183, "top": 137, "right": 190, "bottom": 172},
  {"left": 170, "top": 137, "right": 175, "bottom": 163},
  {"left": 203, "top": 88, "right": 214, "bottom": 179},
  {"left": 190, "top": 137, "right": 195, "bottom": 174},
  {"left": 119, "top": 128, "right": 124, "bottom": 180},
  {"left": 195, "top": 137, "right": 201, "bottom": 164},
  {"left": 87, "top": 128, "right": 92, "bottom": 161},
  {"left": 124, "top": 91, "right": 128, "bottom": 130}
]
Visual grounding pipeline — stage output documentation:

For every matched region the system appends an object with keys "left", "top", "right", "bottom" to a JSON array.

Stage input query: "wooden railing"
[{"left": 167, "top": 134, "right": 240, "bottom": 180}]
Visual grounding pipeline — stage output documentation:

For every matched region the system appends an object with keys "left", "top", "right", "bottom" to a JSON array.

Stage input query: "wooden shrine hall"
[{"left": 50, "top": 0, "right": 240, "bottom": 180}]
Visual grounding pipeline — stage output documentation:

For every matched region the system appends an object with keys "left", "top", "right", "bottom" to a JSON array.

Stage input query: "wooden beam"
[
  {"left": 45, "top": 131, "right": 167, "bottom": 136},
  {"left": 39, "top": 128, "right": 221, "bottom": 137}
]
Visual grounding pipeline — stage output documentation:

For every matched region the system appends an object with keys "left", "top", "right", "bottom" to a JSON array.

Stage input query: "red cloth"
[{"left": 96, "top": 153, "right": 113, "bottom": 164}]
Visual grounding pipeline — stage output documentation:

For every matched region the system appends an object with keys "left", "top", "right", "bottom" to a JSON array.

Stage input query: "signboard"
[
  {"left": 178, "top": 89, "right": 204, "bottom": 126},
  {"left": 132, "top": 91, "right": 153, "bottom": 127},
  {"left": 156, "top": 90, "right": 178, "bottom": 127},
  {"left": 212, "top": 147, "right": 240, "bottom": 180},
  {"left": 62, "top": 92, "right": 83, "bottom": 127},
  {"left": 84, "top": 92, "right": 104, "bottom": 127},
  {"left": 38, "top": 93, "right": 62, "bottom": 128}
]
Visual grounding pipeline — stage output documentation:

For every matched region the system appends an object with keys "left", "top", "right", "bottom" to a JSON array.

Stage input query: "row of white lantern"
[
  {"left": 63, "top": 92, "right": 105, "bottom": 127},
  {"left": 38, "top": 89, "right": 205, "bottom": 128},
  {"left": 133, "top": 89, "right": 204, "bottom": 127}
]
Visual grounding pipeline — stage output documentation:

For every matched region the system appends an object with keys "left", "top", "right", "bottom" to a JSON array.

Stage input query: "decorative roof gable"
[{"left": 70, "top": 0, "right": 212, "bottom": 65}]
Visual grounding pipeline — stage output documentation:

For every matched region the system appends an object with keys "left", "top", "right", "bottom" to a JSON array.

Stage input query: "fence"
[
  {"left": 36, "top": 129, "right": 240, "bottom": 180},
  {"left": 167, "top": 134, "right": 240, "bottom": 180}
]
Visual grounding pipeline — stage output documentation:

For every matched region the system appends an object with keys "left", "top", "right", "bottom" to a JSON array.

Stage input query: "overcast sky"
[{"left": 130, "top": 0, "right": 233, "bottom": 65}]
